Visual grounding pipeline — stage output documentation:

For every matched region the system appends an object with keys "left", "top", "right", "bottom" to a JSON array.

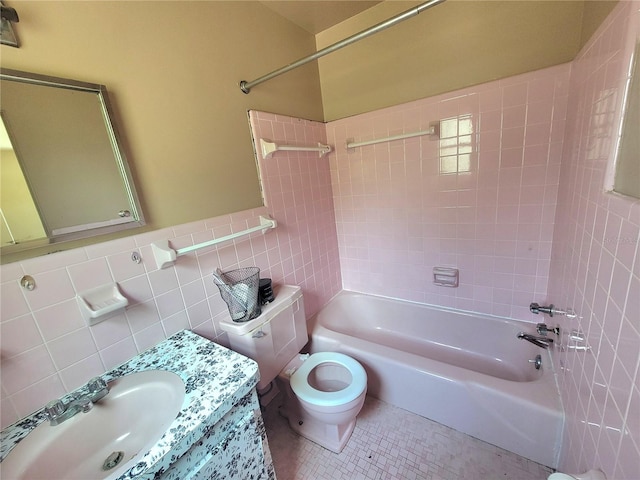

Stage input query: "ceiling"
[{"left": 259, "top": 1, "right": 382, "bottom": 34}]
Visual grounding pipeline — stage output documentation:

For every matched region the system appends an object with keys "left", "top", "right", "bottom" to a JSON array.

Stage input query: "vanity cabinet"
[
  {"left": 160, "top": 390, "right": 275, "bottom": 480},
  {"left": 0, "top": 331, "right": 276, "bottom": 480}
]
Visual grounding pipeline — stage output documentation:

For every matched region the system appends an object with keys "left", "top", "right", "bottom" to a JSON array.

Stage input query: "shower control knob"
[
  {"left": 528, "top": 354, "right": 542, "bottom": 370},
  {"left": 530, "top": 303, "right": 555, "bottom": 316},
  {"left": 536, "top": 323, "right": 560, "bottom": 336}
]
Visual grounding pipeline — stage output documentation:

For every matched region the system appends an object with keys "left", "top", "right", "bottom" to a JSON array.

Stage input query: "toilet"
[
  {"left": 218, "top": 285, "right": 367, "bottom": 453},
  {"left": 548, "top": 469, "right": 606, "bottom": 480},
  {"left": 277, "top": 351, "right": 367, "bottom": 453}
]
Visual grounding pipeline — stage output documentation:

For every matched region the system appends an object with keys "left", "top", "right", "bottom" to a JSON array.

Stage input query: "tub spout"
[{"left": 517, "top": 332, "right": 553, "bottom": 349}]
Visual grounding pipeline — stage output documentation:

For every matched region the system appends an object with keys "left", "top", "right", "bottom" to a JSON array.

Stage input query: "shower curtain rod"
[{"left": 239, "top": 0, "right": 447, "bottom": 94}]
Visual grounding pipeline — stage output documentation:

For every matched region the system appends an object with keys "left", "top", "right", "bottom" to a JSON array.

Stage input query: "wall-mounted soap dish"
[
  {"left": 77, "top": 283, "right": 129, "bottom": 325},
  {"left": 433, "top": 266, "right": 459, "bottom": 287}
]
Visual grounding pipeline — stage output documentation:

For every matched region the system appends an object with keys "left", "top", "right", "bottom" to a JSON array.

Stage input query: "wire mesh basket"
[{"left": 213, "top": 267, "right": 261, "bottom": 322}]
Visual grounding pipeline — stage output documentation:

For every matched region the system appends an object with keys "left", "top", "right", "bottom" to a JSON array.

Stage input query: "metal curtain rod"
[{"left": 239, "top": 0, "right": 447, "bottom": 94}]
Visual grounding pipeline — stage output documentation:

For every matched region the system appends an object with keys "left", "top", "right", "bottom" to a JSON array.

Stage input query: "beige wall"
[
  {"left": 1, "top": 1, "right": 323, "bottom": 257},
  {"left": 1, "top": 0, "right": 617, "bottom": 262},
  {"left": 580, "top": 0, "right": 619, "bottom": 47},
  {"left": 316, "top": 0, "right": 617, "bottom": 121}
]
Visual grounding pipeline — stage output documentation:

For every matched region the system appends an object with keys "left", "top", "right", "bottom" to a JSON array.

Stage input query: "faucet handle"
[
  {"left": 44, "top": 399, "right": 65, "bottom": 421},
  {"left": 87, "top": 376, "right": 108, "bottom": 394}
]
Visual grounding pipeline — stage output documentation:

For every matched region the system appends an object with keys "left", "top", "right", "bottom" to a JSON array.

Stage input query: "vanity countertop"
[{"left": 0, "top": 330, "right": 260, "bottom": 479}]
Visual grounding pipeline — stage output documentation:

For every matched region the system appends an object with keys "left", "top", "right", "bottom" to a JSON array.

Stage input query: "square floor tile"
[{"left": 262, "top": 394, "right": 553, "bottom": 480}]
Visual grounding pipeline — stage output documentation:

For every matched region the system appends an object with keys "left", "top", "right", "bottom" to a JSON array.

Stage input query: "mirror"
[
  {"left": 607, "top": 39, "right": 640, "bottom": 199},
  {"left": 0, "top": 69, "right": 145, "bottom": 254}
]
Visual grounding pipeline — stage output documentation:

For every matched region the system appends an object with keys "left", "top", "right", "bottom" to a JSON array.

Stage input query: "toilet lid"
[{"left": 290, "top": 352, "right": 367, "bottom": 407}]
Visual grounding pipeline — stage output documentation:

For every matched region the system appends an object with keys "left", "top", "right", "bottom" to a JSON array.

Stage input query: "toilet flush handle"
[{"left": 252, "top": 329, "right": 267, "bottom": 338}]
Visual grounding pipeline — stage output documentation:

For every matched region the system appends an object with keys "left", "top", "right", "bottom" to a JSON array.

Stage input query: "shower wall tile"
[
  {"left": 0, "top": 113, "right": 342, "bottom": 429},
  {"left": 548, "top": 1, "right": 640, "bottom": 478},
  {"left": 248, "top": 110, "right": 342, "bottom": 317},
  {"left": 326, "top": 63, "right": 570, "bottom": 321}
]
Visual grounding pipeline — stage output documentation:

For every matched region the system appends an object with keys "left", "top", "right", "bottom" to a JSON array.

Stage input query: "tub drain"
[{"left": 102, "top": 451, "right": 125, "bottom": 471}]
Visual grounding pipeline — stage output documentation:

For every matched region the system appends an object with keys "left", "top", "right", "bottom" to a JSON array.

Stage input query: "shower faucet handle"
[
  {"left": 530, "top": 303, "right": 576, "bottom": 319},
  {"left": 530, "top": 302, "right": 555, "bottom": 316},
  {"left": 536, "top": 323, "right": 560, "bottom": 336}
]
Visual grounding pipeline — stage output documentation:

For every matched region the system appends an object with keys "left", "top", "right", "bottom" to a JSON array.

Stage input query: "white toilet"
[
  {"left": 277, "top": 351, "right": 367, "bottom": 452},
  {"left": 219, "top": 285, "right": 367, "bottom": 453},
  {"left": 548, "top": 469, "right": 606, "bottom": 480}
]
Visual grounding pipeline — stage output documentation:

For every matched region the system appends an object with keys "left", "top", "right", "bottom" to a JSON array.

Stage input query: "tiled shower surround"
[
  {"left": 1, "top": 2, "right": 638, "bottom": 477},
  {"left": 549, "top": 2, "right": 640, "bottom": 479},
  {"left": 325, "top": 63, "right": 569, "bottom": 321}
]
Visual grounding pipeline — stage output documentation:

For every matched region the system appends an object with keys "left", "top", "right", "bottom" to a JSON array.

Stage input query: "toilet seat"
[{"left": 290, "top": 352, "right": 367, "bottom": 407}]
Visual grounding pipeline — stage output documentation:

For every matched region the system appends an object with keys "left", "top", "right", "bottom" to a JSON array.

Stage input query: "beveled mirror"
[{"left": 0, "top": 69, "right": 145, "bottom": 254}]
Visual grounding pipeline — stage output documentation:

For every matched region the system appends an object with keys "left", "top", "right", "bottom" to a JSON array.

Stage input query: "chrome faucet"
[
  {"left": 517, "top": 332, "right": 554, "bottom": 349},
  {"left": 530, "top": 302, "right": 575, "bottom": 318},
  {"left": 44, "top": 377, "right": 109, "bottom": 426}
]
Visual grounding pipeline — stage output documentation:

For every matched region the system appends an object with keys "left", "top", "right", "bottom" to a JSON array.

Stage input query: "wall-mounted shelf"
[
  {"left": 151, "top": 215, "right": 277, "bottom": 269},
  {"left": 260, "top": 138, "right": 332, "bottom": 158}
]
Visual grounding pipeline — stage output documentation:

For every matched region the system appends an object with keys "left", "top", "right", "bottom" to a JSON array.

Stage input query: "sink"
[{"left": 1, "top": 370, "right": 185, "bottom": 480}]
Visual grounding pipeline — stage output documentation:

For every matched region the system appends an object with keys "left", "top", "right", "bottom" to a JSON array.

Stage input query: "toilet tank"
[{"left": 218, "top": 285, "right": 307, "bottom": 390}]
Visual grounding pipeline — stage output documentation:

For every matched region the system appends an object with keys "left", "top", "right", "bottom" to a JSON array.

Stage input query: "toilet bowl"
[
  {"left": 277, "top": 352, "right": 367, "bottom": 453},
  {"left": 218, "top": 285, "right": 368, "bottom": 452},
  {"left": 548, "top": 469, "right": 606, "bottom": 480}
]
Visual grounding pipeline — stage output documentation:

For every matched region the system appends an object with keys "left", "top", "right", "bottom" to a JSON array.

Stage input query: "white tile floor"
[{"left": 262, "top": 394, "right": 553, "bottom": 480}]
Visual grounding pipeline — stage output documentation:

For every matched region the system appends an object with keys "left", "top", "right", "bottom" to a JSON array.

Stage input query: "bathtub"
[{"left": 308, "top": 291, "right": 564, "bottom": 468}]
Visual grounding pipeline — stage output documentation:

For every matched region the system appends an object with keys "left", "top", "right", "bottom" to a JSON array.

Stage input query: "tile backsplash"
[{"left": 0, "top": 111, "right": 342, "bottom": 428}]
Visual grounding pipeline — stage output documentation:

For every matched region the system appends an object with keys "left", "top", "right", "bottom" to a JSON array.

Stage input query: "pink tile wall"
[
  {"left": 247, "top": 110, "right": 342, "bottom": 316},
  {"left": 0, "top": 112, "right": 341, "bottom": 429},
  {"left": 549, "top": 2, "right": 640, "bottom": 478},
  {"left": 325, "top": 65, "right": 570, "bottom": 321}
]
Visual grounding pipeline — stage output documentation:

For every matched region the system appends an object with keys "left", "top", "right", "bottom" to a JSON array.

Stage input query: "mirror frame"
[{"left": 0, "top": 68, "right": 145, "bottom": 255}]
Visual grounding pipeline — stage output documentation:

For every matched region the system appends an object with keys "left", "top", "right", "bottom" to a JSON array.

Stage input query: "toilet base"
[{"left": 279, "top": 401, "right": 356, "bottom": 453}]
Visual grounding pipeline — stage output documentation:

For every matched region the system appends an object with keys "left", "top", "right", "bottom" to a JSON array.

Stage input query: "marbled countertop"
[{"left": 0, "top": 330, "right": 259, "bottom": 479}]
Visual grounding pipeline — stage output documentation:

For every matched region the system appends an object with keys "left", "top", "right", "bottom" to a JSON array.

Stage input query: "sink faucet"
[
  {"left": 517, "top": 332, "right": 554, "bottom": 349},
  {"left": 44, "top": 377, "right": 109, "bottom": 426}
]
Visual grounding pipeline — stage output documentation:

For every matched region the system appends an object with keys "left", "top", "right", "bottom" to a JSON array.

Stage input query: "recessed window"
[{"left": 439, "top": 115, "right": 473, "bottom": 174}]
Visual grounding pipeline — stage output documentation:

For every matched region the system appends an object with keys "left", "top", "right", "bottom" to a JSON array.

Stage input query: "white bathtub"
[{"left": 308, "top": 291, "right": 564, "bottom": 468}]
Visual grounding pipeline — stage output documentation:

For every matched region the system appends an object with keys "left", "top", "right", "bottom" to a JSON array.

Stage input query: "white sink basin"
[{"left": 1, "top": 370, "right": 185, "bottom": 480}]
